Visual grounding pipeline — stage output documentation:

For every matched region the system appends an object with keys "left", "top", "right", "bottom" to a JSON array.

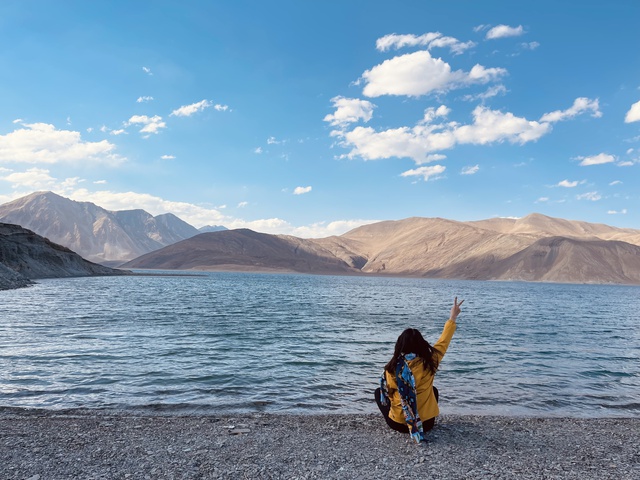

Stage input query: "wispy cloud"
[
  {"left": 461, "top": 165, "right": 479, "bottom": 175},
  {"left": 237, "top": 201, "right": 248, "bottom": 208},
  {"left": 607, "top": 208, "right": 627, "bottom": 214},
  {"left": 521, "top": 41, "right": 540, "bottom": 50},
  {"left": 540, "top": 97, "right": 601, "bottom": 123},
  {"left": 136, "top": 96, "right": 154, "bottom": 103},
  {"left": 576, "top": 191, "right": 602, "bottom": 201},
  {"left": 577, "top": 153, "right": 615, "bottom": 166},
  {"left": 160, "top": 155, "right": 175, "bottom": 160},
  {"left": 376, "top": 32, "right": 475, "bottom": 55},
  {"left": 142, "top": 66, "right": 153, "bottom": 75},
  {"left": 461, "top": 84, "right": 507, "bottom": 102},
  {"left": 400, "top": 165, "right": 446, "bottom": 181},
  {"left": 609, "top": 180, "right": 622, "bottom": 186},
  {"left": 170, "top": 100, "right": 211, "bottom": 117},
  {"left": 486, "top": 25, "right": 524, "bottom": 40}
]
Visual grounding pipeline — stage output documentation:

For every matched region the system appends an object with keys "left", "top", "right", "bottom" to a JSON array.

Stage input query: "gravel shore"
[{"left": 1, "top": 409, "right": 638, "bottom": 479}]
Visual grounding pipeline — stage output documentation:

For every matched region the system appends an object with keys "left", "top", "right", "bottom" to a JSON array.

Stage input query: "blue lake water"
[{"left": 1, "top": 272, "right": 639, "bottom": 417}]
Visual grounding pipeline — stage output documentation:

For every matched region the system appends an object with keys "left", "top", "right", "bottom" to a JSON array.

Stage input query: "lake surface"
[{"left": 1, "top": 272, "right": 639, "bottom": 417}]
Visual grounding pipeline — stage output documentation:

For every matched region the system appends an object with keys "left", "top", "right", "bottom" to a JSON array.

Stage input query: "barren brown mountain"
[
  {"left": 124, "top": 229, "right": 361, "bottom": 274},
  {"left": 123, "top": 213, "right": 640, "bottom": 285}
]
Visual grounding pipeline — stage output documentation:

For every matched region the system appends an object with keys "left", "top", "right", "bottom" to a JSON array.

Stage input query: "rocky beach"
[{"left": 1, "top": 409, "right": 638, "bottom": 479}]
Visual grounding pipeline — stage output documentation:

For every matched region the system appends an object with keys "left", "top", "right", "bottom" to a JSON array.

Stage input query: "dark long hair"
[{"left": 385, "top": 328, "right": 439, "bottom": 376}]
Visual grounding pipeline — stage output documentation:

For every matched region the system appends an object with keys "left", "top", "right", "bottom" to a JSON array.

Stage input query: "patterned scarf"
[{"left": 379, "top": 353, "right": 425, "bottom": 443}]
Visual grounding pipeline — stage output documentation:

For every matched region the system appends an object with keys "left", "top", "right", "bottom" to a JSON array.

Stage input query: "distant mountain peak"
[{"left": 0, "top": 191, "right": 202, "bottom": 263}]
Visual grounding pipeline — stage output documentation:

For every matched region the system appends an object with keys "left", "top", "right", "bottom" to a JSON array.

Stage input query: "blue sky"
[{"left": 1, "top": 0, "right": 639, "bottom": 236}]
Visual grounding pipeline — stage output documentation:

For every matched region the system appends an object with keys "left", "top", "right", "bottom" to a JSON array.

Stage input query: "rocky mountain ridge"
[
  {"left": 0, "top": 192, "right": 202, "bottom": 264},
  {"left": 0, "top": 222, "right": 128, "bottom": 290}
]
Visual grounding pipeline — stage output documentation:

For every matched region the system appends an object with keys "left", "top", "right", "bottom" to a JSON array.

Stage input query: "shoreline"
[{"left": 2, "top": 411, "right": 638, "bottom": 479}]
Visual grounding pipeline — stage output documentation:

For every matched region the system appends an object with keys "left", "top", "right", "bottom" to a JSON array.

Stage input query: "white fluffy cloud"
[
  {"left": 126, "top": 115, "right": 166, "bottom": 134},
  {"left": 160, "top": 155, "right": 175, "bottom": 160},
  {"left": 324, "top": 96, "right": 375, "bottom": 126},
  {"left": 293, "top": 186, "right": 312, "bottom": 195},
  {"left": 461, "top": 165, "right": 479, "bottom": 175},
  {"left": 486, "top": 25, "right": 524, "bottom": 40},
  {"left": 624, "top": 100, "right": 640, "bottom": 123},
  {"left": 557, "top": 179, "right": 578, "bottom": 187},
  {"left": 360, "top": 51, "right": 506, "bottom": 97},
  {"left": 400, "top": 165, "right": 446, "bottom": 181},
  {"left": 454, "top": 106, "right": 550, "bottom": 145},
  {"left": 338, "top": 106, "right": 550, "bottom": 163},
  {"left": 333, "top": 95, "right": 602, "bottom": 165},
  {"left": 540, "top": 97, "right": 601, "bottom": 123},
  {"left": 376, "top": 32, "right": 475, "bottom": 55},
  {"left": 578, "top": 153, "right": 615, "bottom": 166},
  {"left": 0, "top": 123, "right": 124, "bottom": 165},
  {"left": 0, "top": 167, "right": 56, "bottom": 189}
]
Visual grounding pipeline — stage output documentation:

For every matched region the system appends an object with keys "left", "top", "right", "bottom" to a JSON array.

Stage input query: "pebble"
[{"left": 0, "top": 411, "right": 638, "bottom": 479}]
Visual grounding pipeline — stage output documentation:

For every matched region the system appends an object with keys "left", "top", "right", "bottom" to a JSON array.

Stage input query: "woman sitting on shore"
[{"left": 375, "top": 297, "right": 463, "bottom": 443}]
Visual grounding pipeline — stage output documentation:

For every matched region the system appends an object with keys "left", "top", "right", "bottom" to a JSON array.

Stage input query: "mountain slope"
[
  {"left": 0, "top": 223, "right": 128, "bottom": 290},
  {"left": 471, "top": 213, "right": 640, "bottom": 246},
  {"left": 0, "top": 192, "right": 200, "bottom": 263},
  {"left": 484, "top": 236, "right": 640, "bottom": 284},
  {"left": 123, "top": 215, "right": 640, "bottom": 285},
  {"left": 123, "top": 229, "right": 360, "bottom": 274}
]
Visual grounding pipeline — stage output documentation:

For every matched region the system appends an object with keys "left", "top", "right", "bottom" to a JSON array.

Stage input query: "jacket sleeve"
[{"left": 433, "top": 319, "right": 457, "bottom": 363}]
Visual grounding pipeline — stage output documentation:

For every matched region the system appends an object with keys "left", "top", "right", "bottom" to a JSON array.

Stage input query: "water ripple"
[{"left": 1, "top": 273, "right": 639, "bottom": 417}]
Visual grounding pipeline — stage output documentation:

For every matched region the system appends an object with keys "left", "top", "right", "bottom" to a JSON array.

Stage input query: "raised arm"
[
  {"left": 433, "top": 297, "right": 464, "bottom": 362},
  {"left": 449, "top": 296, "right": 464, "bottom": 323}
]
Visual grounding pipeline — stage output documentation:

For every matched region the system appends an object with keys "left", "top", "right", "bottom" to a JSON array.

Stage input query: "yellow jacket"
[{"left": 385, "top": 319, "right": 457, "bottom": 424}]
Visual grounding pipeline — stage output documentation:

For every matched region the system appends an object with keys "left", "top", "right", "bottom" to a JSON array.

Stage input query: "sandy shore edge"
[{"left": 1, "top": 410, "right": 639, "bottom": 479}]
